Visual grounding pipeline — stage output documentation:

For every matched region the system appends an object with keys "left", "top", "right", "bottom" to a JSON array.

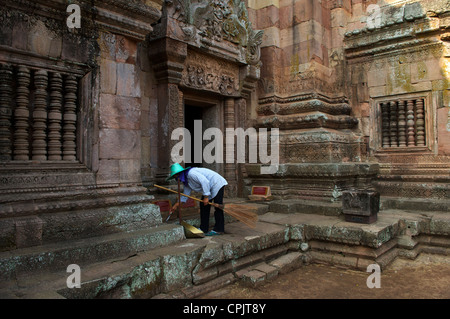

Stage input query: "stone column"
[
  {"left": 14, "top": 67, "right": 31, "bottom": 160},
  {"left": 32, "top": 70, "right": 48, "bottom": 160},
  {"left": 48, "top": 73, "right": 63, "bottom": 160},
  {"left": 148, "top": 37, "right": 187, "bottom": 182},
  {"left": 63, "top": 75, "right": 78, "bottom": 161},
  {"left": 415, "top": 99, "right": 425, "bottom": 146},
  {"left": 406, "top": 100, "right": 415, "bottom": 146},
  {"left": 0, "top": 64, "right": 13, "bottom": 161},
  {"left": 156, "top": 83, "right": 184, "bottom": 168}
]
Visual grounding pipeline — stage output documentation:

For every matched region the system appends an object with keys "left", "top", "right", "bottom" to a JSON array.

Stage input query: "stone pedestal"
[{"left": 342, "top": 189, "right": 380, "bottom": 224}]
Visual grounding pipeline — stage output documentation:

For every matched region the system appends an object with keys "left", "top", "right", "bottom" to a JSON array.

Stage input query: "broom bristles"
[{"left": 222, "top": 203, "right": 258, "bottom": 228}]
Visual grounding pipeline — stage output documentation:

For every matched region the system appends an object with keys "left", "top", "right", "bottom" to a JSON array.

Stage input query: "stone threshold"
[{"left": 1, "top": 209, "right": 449, "bottom": 299}]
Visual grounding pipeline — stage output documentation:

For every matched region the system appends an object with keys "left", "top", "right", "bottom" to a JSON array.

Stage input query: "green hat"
[{"left": 166, "top": 163, "right": 190, "bottom": 181}]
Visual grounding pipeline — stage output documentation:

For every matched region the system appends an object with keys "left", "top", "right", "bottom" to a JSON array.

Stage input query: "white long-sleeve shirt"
[{"left": 180, "top": 168, "right": 228, "bottom": 203}]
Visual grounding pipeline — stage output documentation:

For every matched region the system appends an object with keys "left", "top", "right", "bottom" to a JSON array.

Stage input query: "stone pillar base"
[{"left": 245, "top": 163, "right": 380, "bottom": 203}]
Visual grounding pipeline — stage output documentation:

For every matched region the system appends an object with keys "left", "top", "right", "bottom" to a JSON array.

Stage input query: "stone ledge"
[
  {"left": 259, "top": 212, "right": 401, "bottom": 248},
  {"left": 0, "top": 223, "right": 185, "bottom": 282},
  {"left": 269, "top": 199, "right": 342, "bottom": 216}
]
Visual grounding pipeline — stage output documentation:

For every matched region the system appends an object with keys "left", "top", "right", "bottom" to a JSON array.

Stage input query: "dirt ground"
[{"left": 200, "top": 253, "right": 450, "bottom": 299}]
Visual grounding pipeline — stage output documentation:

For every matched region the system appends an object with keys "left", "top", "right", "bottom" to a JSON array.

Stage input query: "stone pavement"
[{"left": 1, "top": 203, "right": 449, "bottom": 299}]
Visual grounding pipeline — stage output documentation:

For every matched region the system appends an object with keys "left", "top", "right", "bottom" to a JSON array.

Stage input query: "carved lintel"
[{"left": 180, "top": 50, "right": 240, "bottom": 96}]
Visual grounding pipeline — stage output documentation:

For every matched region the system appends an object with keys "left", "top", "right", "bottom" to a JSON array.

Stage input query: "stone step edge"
[
  {"left": 155, "top": 251, "right": 312, "bottom": 299},
  {"left": 0, "top": 223, "right": 185, "bottom": 282},
  {"left": 3, "top": 233, "right": 449, "bottom": 299}
]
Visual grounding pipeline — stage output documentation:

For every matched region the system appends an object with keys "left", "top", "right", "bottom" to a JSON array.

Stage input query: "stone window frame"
[
  {"left": 369, "top": 91, "right": 437, "bottom": 156},
  {"left": 0, "top": 51, "right": 92, "bottom": 169}
]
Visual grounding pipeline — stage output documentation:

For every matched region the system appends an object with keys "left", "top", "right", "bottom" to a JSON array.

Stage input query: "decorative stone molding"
[
  {"left": 156, "top": 0, "right": 263, "bottom": 66},
  {"left": 181, "top": 51, "right": 240, "bottom": 96},
  {"left": 245, "top": 163, "right": 380, "bottom": 202},
  {"left": 256, "top": 95, "right": 358, "bottom": 130},
  {"left": 95, "top": 0, "right": 161, "bottom": 41}
]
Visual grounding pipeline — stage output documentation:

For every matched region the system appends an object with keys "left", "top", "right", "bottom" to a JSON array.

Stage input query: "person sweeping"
[{"left": 167, "top": 163, "right": 228, "bottom": 236}]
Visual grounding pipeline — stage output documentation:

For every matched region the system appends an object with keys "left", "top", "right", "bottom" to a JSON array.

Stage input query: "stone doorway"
[
  {"left": 183, "top": 97, "right": 224, "bottom": 175},
  {"left": 184, "top": 104, "right": 202, "bottom": 168}
]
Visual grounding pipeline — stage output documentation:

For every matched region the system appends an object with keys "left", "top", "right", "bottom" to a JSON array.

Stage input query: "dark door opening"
[{"left": 184, "top": 104, "right": 203, "bottom": 167}]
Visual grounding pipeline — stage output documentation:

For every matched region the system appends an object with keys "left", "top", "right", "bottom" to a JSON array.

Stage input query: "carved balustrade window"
[
  {"left": 371, "top": 93, "right": 436, "bottom": 155},
  {"left": 379, "top": 98, "right": 426, "bottom": 149},
  {"left": 0, "top": 63, "right": 79, "bottom": 162}
]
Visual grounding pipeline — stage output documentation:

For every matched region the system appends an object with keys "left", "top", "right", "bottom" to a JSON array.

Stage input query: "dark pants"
[{"left": 200, "top": 186, "right": 225, "bottom": 233}]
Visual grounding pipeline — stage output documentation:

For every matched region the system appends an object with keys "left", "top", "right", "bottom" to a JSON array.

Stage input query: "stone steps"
[
  {"left": 1, "top": 208, "right": 449, "bottom": 299},
  {"left": 0, "top": 223, "right": 185, "bottom": 282}
]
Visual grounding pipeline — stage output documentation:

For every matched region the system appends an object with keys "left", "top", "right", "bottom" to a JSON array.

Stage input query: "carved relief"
[
  {"left": 163, "top": 0, "right": 263, "bottom": 66},
  {"left": 181, "top": 52, "right": 240, "bottom": 95}
]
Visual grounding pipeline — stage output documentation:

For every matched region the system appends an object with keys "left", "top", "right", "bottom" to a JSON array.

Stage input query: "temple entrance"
[
  {"left": 183, "top": 98, "right": 223, "bottom": 174},
  {"left": 184, "top": 104, "right": 203, "bottom": 168}
]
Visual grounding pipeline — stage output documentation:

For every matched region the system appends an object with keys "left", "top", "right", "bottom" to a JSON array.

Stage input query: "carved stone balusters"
[
  {"left": 48, "top": 73, "right": 63, "bottom": 160},
  {"left": 0, "top": 63, "right": 13, "bottom": 161},
  {"left": 406, "top": 100, "right": 415, "bottom": 146},
  {"left": 14, "top": 67, "right": 31, "bottom": 160},
  {"left": 415, "top": 99, "right": 425, "bottom": 146},
  {"left": 389, "top": 101, "right": 398, "bottom": 147},
  {"left": 397, "top": 100, "right": 407, "bottom": 147},
  {"left": 381, "top": 102, "right": 390, "bottom": 148},
  {"left": 63, "top": 75, "right": 78, "bottom": 161},
  {"left": 32, "top": 70, "right": 48, "bottom": 160}
]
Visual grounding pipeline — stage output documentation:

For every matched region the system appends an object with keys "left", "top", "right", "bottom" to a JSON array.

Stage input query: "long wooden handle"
[{"left": 154, "top": 184, "right": 223, "bottom": 209}]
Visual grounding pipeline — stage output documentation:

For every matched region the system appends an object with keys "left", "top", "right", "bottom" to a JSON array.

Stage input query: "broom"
[{"left": 154, "top": 184, "right": 258, "bottom": 229}]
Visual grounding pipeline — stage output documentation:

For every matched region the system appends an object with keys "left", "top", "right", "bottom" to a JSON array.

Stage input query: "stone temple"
[{"left": 0, "top": 0, "right": 449, "bottom": 298}]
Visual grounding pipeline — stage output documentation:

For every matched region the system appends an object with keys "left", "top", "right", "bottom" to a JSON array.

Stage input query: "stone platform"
[{"left": 1, "top": 203, "right": 449, "bottom": 299}]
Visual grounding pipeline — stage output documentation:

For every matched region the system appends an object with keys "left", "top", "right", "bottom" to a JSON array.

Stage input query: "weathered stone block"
[
  {"left": 342, "top": 189, "right": 380, "bottom": 224},
  {"left": 100, "top": 59, "right": 117, "bottom": 94},
  {"left": 254, "top": 262, "right": 279, "bottom": 280},
  {"left": 0, "top": 219, "right": 16, "bottom": 251},
  {"left": 97, "top": 159, "right": 120, "bottom": 184},
  {"left": 241, "top": 269, "right": 266, "bottom": 287},
  {"left": 192, "top": 267, "right": 218, "bottom": 285},
  {"left": 15, "top": 216, "right": 44, "bottom": 248},
  {"left": 116, "top": 63, "right": 141, "bottom": 97},
  {"left": 99, "top": 129, "right": 141, "bottom": 160},
  {"left": 99, "top": 94, "right": 141, "bottom": 130},
  {"left": 160, "top": 243, "right": 203, "bottom": 292},
  {"left": 115, "top": 35, "right": 137, "bottom": 64},
  {"left": 119, "top": 159, "right": 141, "bottom": 183},
  {"left": 269, "top": 251, "right": 303, "bottom": 274}
]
